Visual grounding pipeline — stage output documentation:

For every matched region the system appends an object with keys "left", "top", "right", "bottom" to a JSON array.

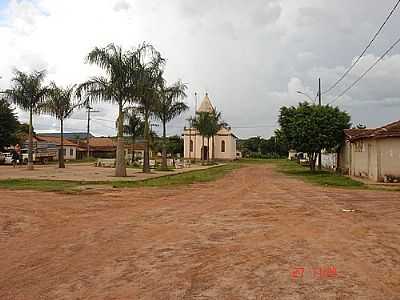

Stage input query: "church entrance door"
[{"left": 201, "top": 146, "right": 209, "bottom": 161}]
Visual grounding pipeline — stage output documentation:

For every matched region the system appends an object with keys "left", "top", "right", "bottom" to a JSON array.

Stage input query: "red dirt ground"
[{"left": 0, "top": 164, "right": 399, "bottom": 299}]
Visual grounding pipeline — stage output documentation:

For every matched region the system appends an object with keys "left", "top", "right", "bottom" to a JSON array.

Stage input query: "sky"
[{"left": 1, "top": 0, "right": 400, "bottom": 138}]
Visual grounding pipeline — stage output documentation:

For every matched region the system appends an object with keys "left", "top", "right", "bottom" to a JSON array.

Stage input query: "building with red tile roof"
[{"left": 339, "top": 120, "right": 400, "bottom": 182}]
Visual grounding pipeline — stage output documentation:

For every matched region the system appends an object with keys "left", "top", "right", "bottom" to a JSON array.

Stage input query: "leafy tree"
[
  {"left": 166, "top": 135, "right": 184, "bottom": 157},
  {"left": 258, "top": 136, "right": 288, "bottom": 157},
  {"left": 273, "top": 129, "right": 289, "bottom": 157},
  {"left": 154, "top": 80, "right": 188, "bottom": 170},
  {"left": 259, "top": 137, "right": 275, "bottom": 155},
  {"left": 4, "top": 70, "right": 49, "bottom": 169},
  {"left": 77, "top": 44, "right": 138, "bottom": 177},
  {"left": 279, "top": 102, "right": 350, "bottom": 171},
  {"left": 42, "top": 83, "right": 80, "bottom": 168},
  {"left": 240, "top": 136, "right": 262, "bottom": 156},
  {"left": 15, "top": 123, "right": 31, "bottom": 145},
  {"left": 0, "top": 98, "right": 18, "bottom": 150},
  {"left": 239, "top": 134, "right": 288, "bottom": 159},
  {"left": 122, "top": 108, "right": 144, "bottom": 163},
  {"left": 153, "top": 135, "right": 184, "bottom": 158}
]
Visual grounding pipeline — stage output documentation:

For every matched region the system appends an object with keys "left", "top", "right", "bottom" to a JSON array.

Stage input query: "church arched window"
[
  {"left": 221, "top": 140, "right": 226, "bottom": 153},
  {"left": 190, "top": 140, "right": 194, "bottom": 152}
]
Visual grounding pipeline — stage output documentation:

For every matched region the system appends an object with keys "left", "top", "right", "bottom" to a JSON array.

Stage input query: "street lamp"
[{"left": 296, "top": 91, "right": 316, "bottom": 103}]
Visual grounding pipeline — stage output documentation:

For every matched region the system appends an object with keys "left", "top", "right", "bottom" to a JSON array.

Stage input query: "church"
[{"left": 183, "top": 94, "right": 238, "bottom": 161}]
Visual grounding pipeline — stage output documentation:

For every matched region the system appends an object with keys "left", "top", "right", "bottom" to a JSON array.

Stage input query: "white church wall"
[
  {"left": 183, "top": 94, "right": 238, "bottom": 161},
  {"left": 184, "top": 129, "right": 237, "bottom": 161}
]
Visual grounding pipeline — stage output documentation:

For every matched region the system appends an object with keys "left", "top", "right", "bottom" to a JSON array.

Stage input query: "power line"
[
  {"left": 88, "top": 116, "right": 278, "bottom": 130},
  {"left": 167, "top": 124, "right": 278, "bottom": 129},
  {"left": 323, "top": 0, "right": 400, "bottom": 95},
  {"left": 329, "top": 36, "right": 400, "bottom": 105},
  {"left": 231, "top": 125, "right": 277, "bottom": 129}
]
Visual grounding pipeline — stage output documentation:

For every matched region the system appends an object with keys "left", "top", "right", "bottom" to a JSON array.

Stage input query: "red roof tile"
[
  {"left": 36, "top": 135, "right": 78, "bottom": 146},
  {"left": 344, "top": 120, "right": 400, "bottom": 141}
]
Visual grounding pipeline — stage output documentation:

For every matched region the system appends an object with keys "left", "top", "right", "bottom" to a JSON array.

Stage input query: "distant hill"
[{"left": 38, "top": 132, "right": 94, "bottom": 140}]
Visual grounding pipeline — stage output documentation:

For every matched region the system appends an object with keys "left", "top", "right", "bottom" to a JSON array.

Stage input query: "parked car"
[
  {"left": 3, "top": 153, "right": 14, "bottom": 165},
  {"left": 0, "top": 152, "right": 5, "bottom": 164}
]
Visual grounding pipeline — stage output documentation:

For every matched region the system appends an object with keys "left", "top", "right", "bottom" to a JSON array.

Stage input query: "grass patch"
[
  {"left": 272, "top": 159, "right": 364, "bottom": 188},
  {"left": 0, "top": 164, "right": 241, "bottom": 192},
  {"left": 154, "top": 166, "right": 175, "bottom": 172},
  {"left": 111, "top": 164, "right": 241, "bottom": 188},
  {"left": 0, "top": 178, "right": 84, "bottom": 192},
  {"left": 235, "top": 158, "right": 283, "bottom": 165}
]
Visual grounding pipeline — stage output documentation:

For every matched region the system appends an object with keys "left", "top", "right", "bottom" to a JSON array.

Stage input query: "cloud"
[
  {"left": 2, "top": 0, "right": 48, "bottom": 34},
  {"left": 113, "top": 0, "right": 131, "bottom": 12},
  {"left": 1, "top": 0, "right": 400, "bottom": 138}
]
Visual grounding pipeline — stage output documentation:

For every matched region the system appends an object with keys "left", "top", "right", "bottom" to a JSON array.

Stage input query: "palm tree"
[
  {"left": 77, "top": 44, "right": 136, "bottom": 177},
  {"left": 132, "top": 44, "right": 165, "bottom": 173},
  {"left": 192, "top": 111, "right": 212, "bottom": 164},
  {"left": 122, "top": 108, "right": 144, "bottom": 164},
  {"left": 209, "top": 109, "right": 227, "bottom": 162},
  {"left": 155, "top": 80, "right": 188, "bottom": 170},
  {"left": 42, "top": 83, "right": 80, "bottom": 168},
  {"left": 4, "top": 70, "right": 49, "bottom": 170}
]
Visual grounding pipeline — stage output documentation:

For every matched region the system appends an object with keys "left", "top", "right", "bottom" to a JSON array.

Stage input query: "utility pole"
[
  {"left": 86, "top": 105, "right": 100, "bottom": 159},
  {"left": 318, "top": 78, "right": 322, "bottom": 170}
]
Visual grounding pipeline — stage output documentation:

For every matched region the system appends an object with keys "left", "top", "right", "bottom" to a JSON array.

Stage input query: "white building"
[
  {"left": 35, "top": 135, "right": 78, "bottom": 160},
  {"left": 183, "top": 94, "right": 238, "bottom": 161}
]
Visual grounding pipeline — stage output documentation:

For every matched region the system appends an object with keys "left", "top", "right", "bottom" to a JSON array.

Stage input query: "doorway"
[{"left": 201, "top": 146, "right": 209, "bottom": 161}]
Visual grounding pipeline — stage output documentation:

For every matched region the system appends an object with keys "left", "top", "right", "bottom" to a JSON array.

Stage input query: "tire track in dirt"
[{"left": 0, "top": 164, "right": 399, "bottom": 299}]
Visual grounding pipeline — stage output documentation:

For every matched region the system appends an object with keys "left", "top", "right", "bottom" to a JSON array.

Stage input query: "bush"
[{"left": 247, "top": 152, "right": 285, "bottom": 159}]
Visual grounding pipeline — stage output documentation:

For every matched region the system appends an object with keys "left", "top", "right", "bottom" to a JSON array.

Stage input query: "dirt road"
[{"left": 1, "top": 164, "right": 399, "bottom": 299}]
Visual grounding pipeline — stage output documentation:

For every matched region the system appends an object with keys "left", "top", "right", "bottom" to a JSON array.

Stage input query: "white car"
[{"left": 3, "top": 153, "right": 14, "bottom": 165}]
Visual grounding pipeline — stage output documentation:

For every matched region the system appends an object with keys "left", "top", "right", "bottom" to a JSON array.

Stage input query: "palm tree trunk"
[
  {"left": 143, "top": 111, "right": 150, "bottom": 173},
  {"left": 161, "top": 118, "right": 167, "bottom": 170},
  {"left": 188, "top": 128, "right": 191, "bottom": 162},
  {"left": 201, "top": 136, "right": 204, "bottom": 164},
  {"left": 212, "top": 135, "right": 215, "bottom": 162},
  {"left": 207, "top": 137, "right": 210, "bottom": 164},
  {"left": 193, "top": 130, "right": 196, "bottom": 164},
  {"left": 59, "top": 118, "right": 65, "bottom": 168},
  {"left": 27, "top": 107, "right": 34, "bottom": 170},
  {"left": 131, "top": 137, "right": 135, "bottom": 164},
  {"left": 115, "top": 103, "right": 127, "bottom": 177}
]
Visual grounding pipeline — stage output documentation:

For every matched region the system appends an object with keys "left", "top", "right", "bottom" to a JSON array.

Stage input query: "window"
[
  {"left": 190, "top": 140, "right": 194, "bottom": 152},
  {"left": 70, "top": 148, "right": 74, "bottom": 156},
  {"left": 221, "top": 140, "right": 226, "bottom": 152},
  {"left": 63, "top": 149, "right": 66, "bottom": 156}
]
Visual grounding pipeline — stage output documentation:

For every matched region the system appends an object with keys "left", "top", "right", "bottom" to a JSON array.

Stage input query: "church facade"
[{"left": 183, "top": 94, "right": 238, "bottom": 161}]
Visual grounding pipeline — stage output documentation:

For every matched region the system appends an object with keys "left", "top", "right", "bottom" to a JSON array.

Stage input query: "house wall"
[
  {"left": 378, "top": 138, "right": 400, "bottom": 180},
  {"left": 350, "top": 139, "right": 372, "bottom": 179},
  {"left": 340, "top": 138, "right": 381, "bottom": 181},
  {"left": 55, "top": 146, "right": 77, "bottom": 160}
]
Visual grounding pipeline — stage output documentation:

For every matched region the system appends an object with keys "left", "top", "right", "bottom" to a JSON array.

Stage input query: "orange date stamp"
[{"left": 291, "top": 266, "right": 337, "bottom": 280}]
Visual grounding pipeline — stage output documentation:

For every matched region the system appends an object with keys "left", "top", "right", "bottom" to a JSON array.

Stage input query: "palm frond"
[
  {"left": 5, "top": 69, "right": 49, "bottom": 112},
  {"left": 41, "top": 82, "right": 80, "bottom": 120}
]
